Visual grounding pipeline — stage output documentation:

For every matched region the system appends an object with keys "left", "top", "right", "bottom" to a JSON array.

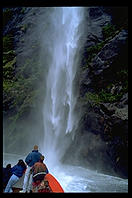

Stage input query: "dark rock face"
[
  {"left": 89, "top": 7, "right": 104, "bottom": 19},
  {"left": 64, "top": 7, "right": 128, "bottom": 178},
  {"left": 81, "top": 30, "right": 128, "bottom": 94},
  {"left": 3, "top": 8, "right": 46, "bottom": 154}
]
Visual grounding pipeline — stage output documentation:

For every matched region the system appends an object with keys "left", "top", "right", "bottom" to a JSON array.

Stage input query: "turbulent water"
[
  {"left": 40, "top": 7, "right": 86, "bottom": 165},
  {"left": 3, "top": 153, "right": 128, "bottom": 192}
]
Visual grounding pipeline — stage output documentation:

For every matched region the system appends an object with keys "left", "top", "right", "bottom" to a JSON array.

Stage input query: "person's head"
[
  {"left": 6, "top": 164, "right": 11, "bottom": 169},
  {"left": 33, "top": 145, "right": 38, "bottom": 150},
  {"left": 17, "top": 159, "right": 26, "bottom": 167},
  {"left": 40, "top": 155, "right": 44, "bottom": 163}
]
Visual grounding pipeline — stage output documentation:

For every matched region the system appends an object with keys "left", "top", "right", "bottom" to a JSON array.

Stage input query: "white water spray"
[{"left": 40, "top": 7, "right": 85, "bottom": 167}]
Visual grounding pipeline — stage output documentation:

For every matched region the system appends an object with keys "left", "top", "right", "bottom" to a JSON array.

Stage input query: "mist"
[
  {"left": 38, "top": 7, "right": 87, "bottom": 168},
  {"left": 3, "top": 7, "right": 87, "bottom": 166}
]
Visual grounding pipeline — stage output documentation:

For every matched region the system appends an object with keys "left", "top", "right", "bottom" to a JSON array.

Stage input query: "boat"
[
  {"left": 44, "top": 173, "right": 64, "bottom": 193},
  {"left": 8, "top": 173, "right": 64, "bottom": 193}
]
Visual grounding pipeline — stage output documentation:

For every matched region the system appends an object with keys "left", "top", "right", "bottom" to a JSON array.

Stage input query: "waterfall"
[{"left": 40, "top": 7, "right": 86, "bottom": 167}]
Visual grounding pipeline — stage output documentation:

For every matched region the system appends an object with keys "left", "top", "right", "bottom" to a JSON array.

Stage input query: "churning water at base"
[
  {"left": 3, "top": 153, "right": 128, "bottom": 192},
  {"left": 41, "top": 7, "right": 86, "bottom": 166}
]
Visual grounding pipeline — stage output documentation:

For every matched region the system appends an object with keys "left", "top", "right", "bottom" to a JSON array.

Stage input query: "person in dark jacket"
[
  {"left": 3, "top": 164, "right": 12, "bottom": 188},
  {"left": 4, "top": 160, "right": 26, "bottom": 193},
  {"left": 20, "top": 145, "right": 42, "bottom": 193}
]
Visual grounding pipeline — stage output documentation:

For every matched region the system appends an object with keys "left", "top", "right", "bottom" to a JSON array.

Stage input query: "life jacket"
[
  {"left": 32, "top": 180, "right": 52, "bottom": 193},
  {"left": 32, "top": 162, "right": 48, "bottom": 182}
]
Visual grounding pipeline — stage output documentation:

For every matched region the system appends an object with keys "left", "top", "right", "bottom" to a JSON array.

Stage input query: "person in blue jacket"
[
  {"left": 20, "top": 145, "right": 42, "bottom": 193},
  {"left": 4, "top": 159, "right": 26, "bottom": 193}
]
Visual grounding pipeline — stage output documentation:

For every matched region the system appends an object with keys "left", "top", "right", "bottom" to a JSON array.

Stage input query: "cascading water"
[{"left": 40, "top": 7, "right": 85, "bottom": 167}]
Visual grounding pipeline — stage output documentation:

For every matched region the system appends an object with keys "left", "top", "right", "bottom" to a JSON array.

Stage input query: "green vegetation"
[
  {"left": 3, "top": 14, "right": 44, "bottom": 121},
  {"left": 84, "top": 88, "right": 124, "bottom": 106},
  {"left": 83, "top": 92, "right": 101, "bottom": 106},
  {"left": 82, "top": 41, "right": 105, "bottom": 69},
  {"left": 3, "top": 57, "right": 45, "bottom": 119},
  {"left": 3, "top": 50, "right": 15, "bottom": 64},
  {"left": 3, "top": 34, "right": 14, "bottom": 52},
  {"left": 83, "top": 67, "right": 128, "bottom": 105},
  {"left": 102, "top": 23, "right": 116, "bottom": 40},
  {"left": 3, "top": 57, "right": 16, "bottom": 80},
  {"left": 3, "top": 33, "right": 16, "bottom": 115},
  {"left": 99, "top": 68, "right": 128, "bottom": 103},
  {"left": 20, "top": 7, "right": 26, "bottom": 14},
  {"left": 81, "top": 20, "right": 128, "bottom": 105},
  {"left": 99, "top": 90, "right": 122, "bottom": 103},
  {"left": 86, "top": 41, "right": 105, "bottom": 61},
  {"left": 82, "top": 23, "right": 119, "bottom": 70}
]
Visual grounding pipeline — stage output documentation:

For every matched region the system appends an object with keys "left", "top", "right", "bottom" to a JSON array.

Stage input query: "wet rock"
[
  {"left": 89, "top": 7, "right": 104, "bottom": 19},
  {"left": 90, "top": 30, "right": 128, "bottom": 76},
  {"left": 100, "top": 103, "right": 128, "bottom": 120},
  {"left": 75, "top": 8, "right": 128, "bottom": 178}
]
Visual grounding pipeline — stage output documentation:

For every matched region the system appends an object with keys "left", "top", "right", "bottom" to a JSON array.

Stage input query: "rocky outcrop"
[
  {"left": 80, "top": 29, "right": 128, "bottom": 95},
  {"left": 3, "top": 8, "right": 47, "bottom": 154},
  {"left": 90, "top": 30, "right": 127, "bottom": 73},
  {"left": 64, "top": 7, "right": 128, "bottom": 178}
]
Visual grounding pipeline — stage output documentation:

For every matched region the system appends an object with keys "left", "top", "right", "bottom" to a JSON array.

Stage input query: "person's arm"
[
  {"left": 31, "top": 164, "right": 35, "bottom": 174},
  {"left": 46, "top": 168, "right": 49, "bottom": 174},
  {"left": 25, "top": 153, "right": 32, "bottom": 165},
  {"left": 45, "top": 165, "right": 49, "bottom": 174},
  {"left": 23, "top": 165, "right": 27, "bottom": 174}
]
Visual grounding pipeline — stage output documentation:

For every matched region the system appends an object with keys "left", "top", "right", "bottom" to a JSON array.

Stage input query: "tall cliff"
[{"left": 63, "top": 7, "right": 128, "bottom": 178}]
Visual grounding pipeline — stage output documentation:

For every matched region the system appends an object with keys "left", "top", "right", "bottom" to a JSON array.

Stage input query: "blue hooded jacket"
[
  {"left": 11, "top": 164, "right": 26, "bottom": 178},
  {"left": 25, "top": 150, "right": 42, "bottom": 167}
]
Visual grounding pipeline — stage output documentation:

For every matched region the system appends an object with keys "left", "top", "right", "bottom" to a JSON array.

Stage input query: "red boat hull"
[{"left": 44, "top": 173, "right": 64, "bottom": 193}]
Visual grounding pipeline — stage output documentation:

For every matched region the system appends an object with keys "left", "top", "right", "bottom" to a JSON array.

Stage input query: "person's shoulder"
[
  {"left": 26, "top": 151, "right": 32, "bottom": 156},
  {"left": 12, "top": 164, "right": 17, "bottom": 168},
  {"left": 12, "top": 164, "right": 17, "bottom": 170},
  {"left": 33, "top": 162, "right": 40, "bottom": 168},
  {"left": 42, "top": 163, "right": 47, "bottom": 167},
  {"left": 38, "top": 151, "right": 42, "bottom": 155},
  {"left": 34, "top": 161, "right": 40, "bottom": 165},
  {"left": 34, "top": 151, "right": 42, "bottom": 156}
]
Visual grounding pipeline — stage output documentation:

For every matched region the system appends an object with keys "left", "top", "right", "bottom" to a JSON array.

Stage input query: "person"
[
  {"left": 32, "top": 155, "right": 51, "bottom": 192},
  {"left": 20, "top": 145, "right": 42, "bottom": 193},
  {"left": 4, "top": 160, "right": 26, "bottom": 193},
  {"left": 32, "top": 155, "right": 49, "bottom": 183},
  {"left": 3, "top": 164, "right": 12, "bottom": 189}
]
